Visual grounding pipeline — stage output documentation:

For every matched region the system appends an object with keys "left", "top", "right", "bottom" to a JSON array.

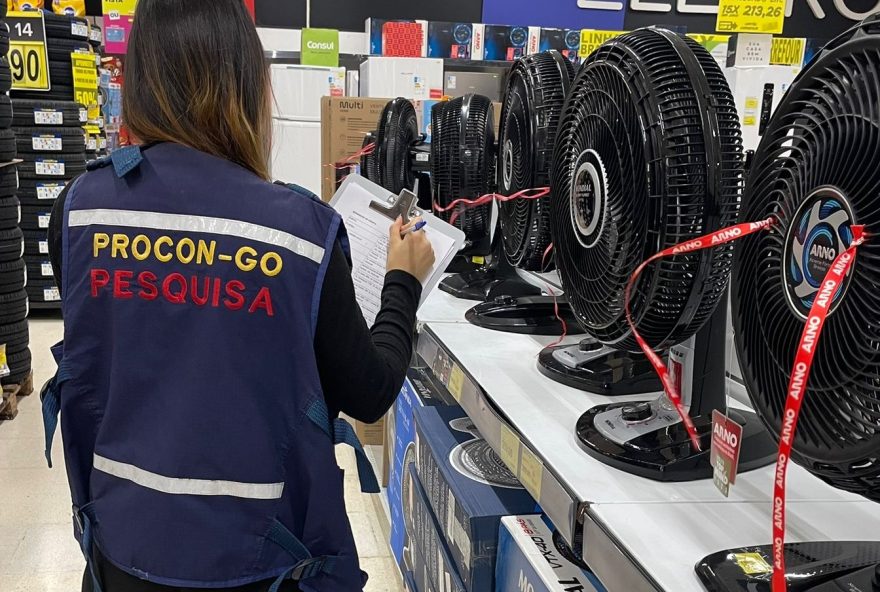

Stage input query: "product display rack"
[{"left": 413, "top": 280, "right": 880, "bottom": 592}]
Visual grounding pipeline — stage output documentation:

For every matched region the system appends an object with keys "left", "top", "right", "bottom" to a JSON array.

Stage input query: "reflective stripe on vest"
[
  {"left": 68, "top": 209, "right": 325, "bottom": 264},
  {"left": 93, "top": 454, "right": 285, "bottom": 500}
]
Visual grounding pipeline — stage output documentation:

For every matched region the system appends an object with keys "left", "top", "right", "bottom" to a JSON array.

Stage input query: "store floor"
[{"left": 0, "top": 318, "right": 402, "bottom": 592}]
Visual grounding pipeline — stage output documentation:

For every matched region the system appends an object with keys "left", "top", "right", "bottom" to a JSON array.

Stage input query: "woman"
[{"left": 44, "top": 0, "right": 435, "bottom": 590}]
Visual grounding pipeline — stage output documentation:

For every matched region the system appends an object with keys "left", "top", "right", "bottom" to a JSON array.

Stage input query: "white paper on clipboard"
[{"left": 330, "top": 175, "right": 465, "bottom": 326}]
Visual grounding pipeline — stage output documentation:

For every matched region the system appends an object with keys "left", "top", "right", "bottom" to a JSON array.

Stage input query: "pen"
[{"left": 402, "top": 220, "right": 427, "bottom": 236}]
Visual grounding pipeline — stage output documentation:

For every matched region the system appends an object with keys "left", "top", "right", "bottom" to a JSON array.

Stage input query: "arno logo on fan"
[{"left": 783, "top": 187, "right": 856, "bottom": 319}]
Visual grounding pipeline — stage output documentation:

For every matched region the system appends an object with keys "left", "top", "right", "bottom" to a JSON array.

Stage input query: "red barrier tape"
[
  {"left": 326, "top": 142, "right": 376, "bottom": 171},
  {"left": 624, "top": 217, "right": 776, "bottom": 451},
  {"left": 433, "top": 187, "right": 551, "bottom": 225},
  {"left": 772, "top": 225, "right": 866, "bottom": 592}
]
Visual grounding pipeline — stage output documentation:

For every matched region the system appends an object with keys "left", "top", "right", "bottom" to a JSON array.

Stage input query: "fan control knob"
[
  {"left": 579, "top": 340, "right": 603, "bottom": 353},
  {"left": 621, "top": 402, "right": 653, "bottom": 423}
]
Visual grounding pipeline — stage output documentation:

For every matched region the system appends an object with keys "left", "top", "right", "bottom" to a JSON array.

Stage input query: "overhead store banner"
[{"left": 482, "top": 0, "right": 625, "bottom": 31}]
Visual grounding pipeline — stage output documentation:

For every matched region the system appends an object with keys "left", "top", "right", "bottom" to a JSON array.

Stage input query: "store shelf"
[{"left": 585, "top": 500, "right": 880, "bottom": 592}]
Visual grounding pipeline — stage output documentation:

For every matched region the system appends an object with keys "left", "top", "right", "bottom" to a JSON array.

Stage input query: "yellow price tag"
[
  {"left": 743, "top": 115, "right": 757, "bottom": 126},
  {"left": 716, "top": 0, "right": 785, "bottom": 34},
  {"left": 519, "top": 446, "right": 543, "bottom": 499},
  {"left": 579, "top": 29, "right": 626, "bottom": 58},
  {"left": 499, "top": 425, "right": 520, "bottom": 473},
  {"left": 745, "top": 97, "right": 759, "bottom": 110},
  {"left": 7, "top": 12, "right": 50, "bottom": 91},
  {"left": 733, "top": 552, "right": 772, "bottom": 575},
  {"left": 102, "top": 0, "right": 137, "bottom": 17},
  {"left": 771, "top": 37, "right": 806, "bottom": 66},
  {"left": 72, "top": 52, "right": 99, "bottom": 121},
  {"left": 448, "top": 365, "right": 464, "bottom": 402},
  {"left": 0, "top": 343, "right": 8, "bottom": 379},
  {"left": 471, "top": 256, "right": 485, "bottom": 265}
]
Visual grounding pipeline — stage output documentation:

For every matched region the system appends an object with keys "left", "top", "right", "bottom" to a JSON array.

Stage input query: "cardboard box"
[
  {"left": 408, "top": 464, "right": 467, "bottom": 592},
  {"left": 389, "top": 366, "right": 456, "bottom": 568},
  {"left": 726, "top": 33, "right": 773, "bottom": 68},
  {"left": 351, "top": 415, "right": 386, "bottom": 447},
  {"left": 483, "top": 25, "right": 530, "bottom": 61},
  {"left": 415, "top": 405, "right": 536, "bottom": 592},
  {"left": 428, "top": 22, "right": 480, "bottom": 60},
  {"left": 539, "top": 28, "right": 584, "bottom": 66},
  {"left": 366, "top": 18, "right": 428, "bottom": 57},
  {"left": 320, "top": 97, "right": 390, "bottom": 201},
  {"left": 496, "top": 516, "right": 608, "bottom": 592},
  {"left": 360, "top": 57, "right": 444, "bottom": 100},
  {"left": 724, "top": 65, "right": 801, "bottom": 152}
]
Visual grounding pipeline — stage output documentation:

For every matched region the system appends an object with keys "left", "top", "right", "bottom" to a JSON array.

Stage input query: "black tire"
[
  {"left": 12, "top": 87, "right": 75, "bottom": 101},
  {"left": 0, "top": 165, "right": 18, "bottom": 198},
  {"left": 48, "top": 60, "right": 73, "bottom": 86},
  {"left": 18, "top": 178, "right": 68, "bottom": 201},
  {"left": 0, "top": 196, "right": 20, "bottom": 230},
  {"left": 0, "top": 22, "right": 8, "bottom": 56},
  {"left": 0, "top": 95, "right": 11, "bottom": 129},
  {"left": 0, "top": 59, "right": 11, "bottom": 94},
  {"left": 0, "top": 289, "right": 27, "bottom": 325},
  {"left": 18, "top": 205, "right": 53, "bottom": 231},
  {"left": 47, "top": 38, "right": 91, "bottom": 61},
  {"left": 0, "top": 258, "right": 25, "bottom": 293},
  {"left": 0, "top": 0, "right": 7, "bottom": 20},
  {"left": 18, "top": 156, "right": 86, "bottom": 180},
  {"left": 15, "top": 127, "right": 85, "bottom": 154},
  {"left": 22, "top": 231, "right": 48, "bottom": 258},
  {"left": 12, "top": 99, "right": 86, "bottom": 128},
  {"left": 0, "top": 321, "right": 29, "bottom": 355},
  {"left": 7, "top": 347, "right": 32, "bottom": 384},
  {"left": 0, "top": 227, "right": 23, "bottom": 263},
  {"left": 26, "top": 285, "right": 61, "bottom": 305},
  {"left": 43, "top": 13, "right": 90, "bottom": 41},
  {"left": 26, "top": 260, "right": 54, "bottom": 282},
  {"left": 89, "top": 25, "right": 102, "bottom": 48},
  {"left": 0, "top": 129, "right": 15, "bottom": 162}
]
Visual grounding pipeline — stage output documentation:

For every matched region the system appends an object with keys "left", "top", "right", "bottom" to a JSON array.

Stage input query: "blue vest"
[{"left": 41, "top": 143, "right": 379, "bottom": 592}]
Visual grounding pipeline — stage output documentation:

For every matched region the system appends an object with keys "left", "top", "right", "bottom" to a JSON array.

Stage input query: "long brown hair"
[{"left": 123, "top": 0, "right": 272, "bottom": 179}]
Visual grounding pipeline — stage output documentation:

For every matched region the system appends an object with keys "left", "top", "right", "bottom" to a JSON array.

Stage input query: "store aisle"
[{"left": 0, "top": 318, "right": 401, "bottom": 592}]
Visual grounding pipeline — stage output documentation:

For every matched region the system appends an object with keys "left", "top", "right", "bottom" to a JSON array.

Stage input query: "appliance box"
[
  {"left": 389, "top": 366, "right": 456, "bottom": 568},
  {"left": 483, "top": 25, "right": 530, "bottom": 61},
  {"left": 414, "top": 405, "right": 536, "bottom": 592},
  {"left": 270, "top": 64, "right": 345, "bottom": 122},
  {"left": 428, "top": 22, "right": 480, "bottom": 60},
  {"left": 443, "top": 71, "right": 504, "bottom": 102},
  {"left": 319, "top": 97, "right": 390, "bottom": 201},
  {"left": 409, "top": 464, "right": 467, "bottom": 592},
  {"left": 496, "top": 515, "right": 608, "bottom": 592},
  {"left": 270, "top": 120, "right": 321, "bottom": 196},
  {"left": 366, "top": 18, "right": 428, "bottom": 57},
  {"left": 359, "top": 57, "right": 444, "bottom": 101},
  {"left": 539, "top": 28, "right": 584, "bottom": 66},
  {"left": 724, "top": 65, "right": 801, "bottom": 153}
]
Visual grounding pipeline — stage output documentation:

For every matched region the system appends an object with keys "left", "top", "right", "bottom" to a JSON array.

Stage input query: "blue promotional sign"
[{"left": 482, "top": 0, "right": 626, "bottom": 30}]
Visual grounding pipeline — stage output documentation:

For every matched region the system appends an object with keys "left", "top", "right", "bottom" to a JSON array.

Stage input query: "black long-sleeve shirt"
[{"left": 48, "top": 182, "right": 421, "bottom": 423}]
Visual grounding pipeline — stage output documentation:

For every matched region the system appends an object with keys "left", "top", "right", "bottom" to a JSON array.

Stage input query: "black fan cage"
[
  {"left": 733, "top": 16, "right": 880, "bottom": 501},
  {"left": 498, "top": 50, "right": 575, "bottom": 270},
  {"left": 376, "top": 98, "right": 419, "bottom": 194},
  {"left": 360, "top": 132, "right": 380, "bottom": 185},
  {"left": 550, "top": 28, "right": 743, "bottom": 352},
  {"left": 431, "top": 94, "right": 495, "bottom": 242}
]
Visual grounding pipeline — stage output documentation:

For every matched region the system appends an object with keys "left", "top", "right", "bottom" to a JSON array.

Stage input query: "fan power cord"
[{"left": 433, "top": 187, "right": 551, "bottom": 225}]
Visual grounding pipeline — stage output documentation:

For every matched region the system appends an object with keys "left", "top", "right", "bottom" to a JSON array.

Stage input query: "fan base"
[
  {"left": 439, "top": 267, "right": 541, "bottom": 301},
  {"left": 465, "top": 296, "right": 585, "bottom": 336},
  {"left": 696, "top": 541, "right": 880, "bottom": 592},
  {"left": 576, "top": 404, "right": 776, "bottom": 482},
  {"left": 538, "top": 342, "right": 663, "bottom": 396}
]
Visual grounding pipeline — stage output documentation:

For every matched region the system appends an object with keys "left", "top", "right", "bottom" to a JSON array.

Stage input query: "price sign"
[
  {"left": 716, "top": 0, "right": 785, "bottom": 34},
  {"left": 579, "top": 29, "right": 627, "bottom": 58},
  {"left": 710, "top": 410, "right": 744, "bottom": 497},
  {"left": 7, "top": 11, "right": 50, "bottom": 91},
  {"left": 71, "top": 52, "right": 99, "bottom": 120},
  {"left": 102, "top": 0, "right": 137, "bottom": 16},
  {"left": 0, "top": 344, "right": 8, "bottom": 379}
]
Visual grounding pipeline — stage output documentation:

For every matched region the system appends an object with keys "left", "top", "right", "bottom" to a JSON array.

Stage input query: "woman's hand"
[{"left": 387, "top": 217, "right": 436, "bottom": 282}]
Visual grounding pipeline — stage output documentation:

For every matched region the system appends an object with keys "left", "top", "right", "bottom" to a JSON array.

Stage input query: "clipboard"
[{"left": 330, "top": 175, "right": 466, "bottom": 326}]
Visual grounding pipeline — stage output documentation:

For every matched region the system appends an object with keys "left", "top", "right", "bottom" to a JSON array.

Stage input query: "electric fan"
[
  {"left": 552, "top": 27, "right": 775, "bottom": 480},
  {"left": 466, "top": 50, "right": 586, "bottom": 335},
  {"left": 373, "top": 98, "right": 429, "bottom": 195},
  {"left": 697, "top": 15, "right": 880, "bottom": 591},
  {"left": 359, "top": 133, "right": 380, "bottom": 185}
]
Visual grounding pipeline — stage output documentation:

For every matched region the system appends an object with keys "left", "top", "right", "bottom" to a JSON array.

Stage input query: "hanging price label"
[
  {"left": 578, "top": 29, "right": 627, "bottom": 58},
  {"left": 101, "top": 0, "right": 137, "bottom": 16},
  {"left": 716, "top": 0, "right": 785, "bottom": 34},
  {"left": 71, "top": 52, "right": 99, "bottom": 121},
  {"left": 0, "top": 344, "right": 8, "bottom": 379},
  {"left": 7, "top": 11, "right": 50, "bottom": 91}
]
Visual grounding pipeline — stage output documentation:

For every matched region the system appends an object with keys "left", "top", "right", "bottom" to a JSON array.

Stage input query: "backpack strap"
[
  {"left": 266, "top": 519, "right": 340, "bottom": 591},
  {"left": 306, "top": 399, "right": 380, "bottom": 494},
  {"left": 41, "top": 341, "right": 69, "bottom": 468}
]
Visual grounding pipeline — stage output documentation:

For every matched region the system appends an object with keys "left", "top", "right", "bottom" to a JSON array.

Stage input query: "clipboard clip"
[{"left": 369, "top": 189, "right": 419, "bottom": 225}]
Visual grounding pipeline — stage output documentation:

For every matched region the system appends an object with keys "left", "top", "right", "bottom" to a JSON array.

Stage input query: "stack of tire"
[
  {"left": 0, "top": 0, "right": 32, "bottom": 385},
  {"left": 12, "top": 100, "right": 86, "bottom": 309}
]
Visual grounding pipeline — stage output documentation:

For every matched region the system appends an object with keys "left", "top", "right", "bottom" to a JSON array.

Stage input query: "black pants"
[{"left": 82, "top": 550, "right": 300, "bottom": 592}]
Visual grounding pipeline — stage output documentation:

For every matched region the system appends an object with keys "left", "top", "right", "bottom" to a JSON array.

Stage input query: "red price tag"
[{"left": 711, "top": 410, "right": 743, "bottom": 497}]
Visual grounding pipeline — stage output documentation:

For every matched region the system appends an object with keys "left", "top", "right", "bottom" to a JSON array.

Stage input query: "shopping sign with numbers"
[
  {"left": 716, "top": 0, "right": 785, "bottom": 34},
  {"left": 72, "top": 52, "right": 99, "bottom": 121},
  {"left": 7, "top": 11, "right": 50, "bottom": 91}
]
